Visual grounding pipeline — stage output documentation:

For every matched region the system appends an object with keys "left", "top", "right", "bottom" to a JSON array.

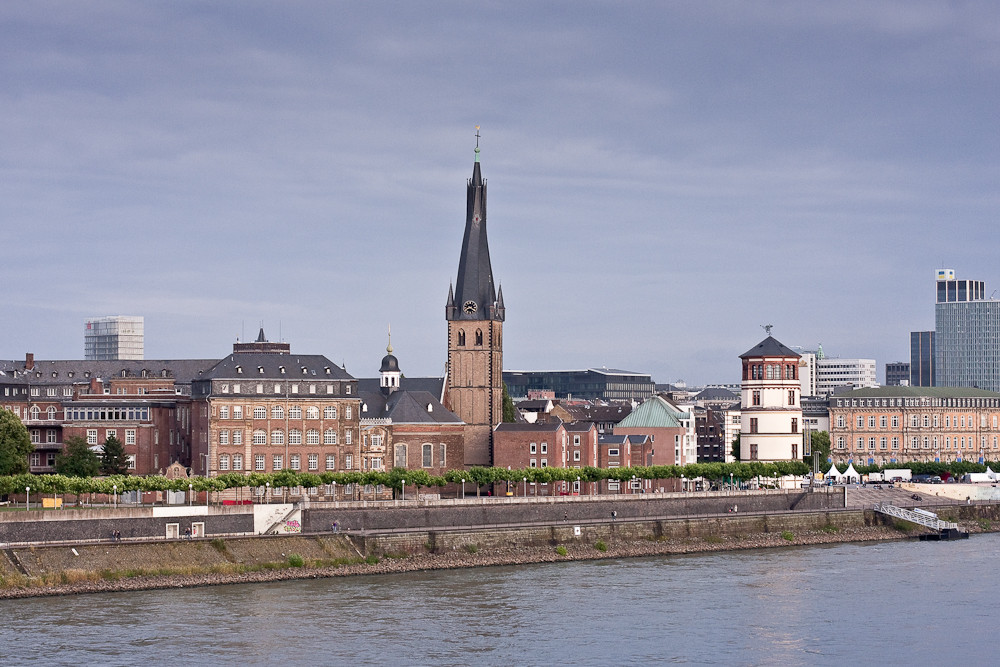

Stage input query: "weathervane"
[
  {"left": 762, "top": 324, "right": 774, "bottom": 336},
  {"left": 475, "top": 125, "right": 480, "bottom": 148}
]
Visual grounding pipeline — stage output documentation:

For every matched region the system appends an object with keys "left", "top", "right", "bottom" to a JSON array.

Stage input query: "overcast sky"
[{"left": 2, "top": 1, "right": 998, "bottom": 385}]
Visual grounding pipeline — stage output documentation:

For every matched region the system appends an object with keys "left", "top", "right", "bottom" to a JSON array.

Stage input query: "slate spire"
[{"left": 447, "top": 132, "right": 503, "bottom": 322}]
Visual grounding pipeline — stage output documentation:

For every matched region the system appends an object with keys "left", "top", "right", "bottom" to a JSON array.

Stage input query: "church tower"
[{"left": 445, "top": 133, "right": 505, "bottom": 466}]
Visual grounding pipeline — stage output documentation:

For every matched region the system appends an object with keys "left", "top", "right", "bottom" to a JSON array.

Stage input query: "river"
[{"left": 3, "top": 534, "right": 997, "bottom": 665}]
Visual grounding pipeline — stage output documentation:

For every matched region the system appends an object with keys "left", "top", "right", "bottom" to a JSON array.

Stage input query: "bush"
[
  {"left": 464, "top": 544, "right": 478, "bottom": 554},
  {"left": 555, "top": 545, "right": 568, "bottom": 556},
  {"left": 780, "top": 531, "right": 794, "bottom": 542},
  {"left": 594, "top": 540, "right": 608, "bottom": 552},
  {"left": 287, "top": 553, "right": 305, "bottom": 568},
  {"left": 210, "top": 538, "right": 227, "bottom": 553},
  {"left": 365, "top": 554, "right": 379, "bottom": 565}
]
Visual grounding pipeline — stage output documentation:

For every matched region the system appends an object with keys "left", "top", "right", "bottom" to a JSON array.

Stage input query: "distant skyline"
[{"left": 2, "top": 2, "right": 998, "bottom": 385}]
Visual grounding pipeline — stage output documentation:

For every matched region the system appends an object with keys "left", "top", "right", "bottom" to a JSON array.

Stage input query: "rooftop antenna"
[{"left": 761, "top": 324, "right": 774, "bottom": 336}]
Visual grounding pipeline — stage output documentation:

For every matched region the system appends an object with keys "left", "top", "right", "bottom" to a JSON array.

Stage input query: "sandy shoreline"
[{"left": 0, "top": 524, "right": 931, "bottom": 600}]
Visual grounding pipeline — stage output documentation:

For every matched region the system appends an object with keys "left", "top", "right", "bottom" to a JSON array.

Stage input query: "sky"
[{"left": 2, "top": 1, "right": 998, "bottom": 386}]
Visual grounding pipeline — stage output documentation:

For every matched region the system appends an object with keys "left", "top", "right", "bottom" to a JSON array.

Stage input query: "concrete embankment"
[{"left": 3, "top": 503, "right": 997, "bottom": 600}]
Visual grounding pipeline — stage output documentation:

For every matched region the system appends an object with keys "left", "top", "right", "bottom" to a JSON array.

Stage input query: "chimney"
[
  {"left": 90, "top": 377, "right": 103, "bottom": 394},
  {"left": 25, "top": 353, "right": 34, "bottom": 370}
]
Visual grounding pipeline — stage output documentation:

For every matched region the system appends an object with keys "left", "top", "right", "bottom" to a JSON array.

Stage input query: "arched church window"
[
  {"left": 457, "top": 331, "right": 466, "bottom": 346},
  {"left": 475, "top": 329, "right": 483, "bottom": 346}
]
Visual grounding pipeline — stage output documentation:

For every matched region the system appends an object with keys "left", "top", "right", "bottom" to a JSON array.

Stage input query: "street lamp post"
[
  {"left": 576, "top": 475, "right": 581, "bottom": 495},
  {"left": 332, "top": 481, "right": 337, "bottom": 503},
  {"left": 265, "top": 481, "right": 270, "bottom": 503},
  {"left": 113, "top": 484, "right": 117, "bottom": 509},
  {"left": 201, "top": 453, "right": 210, "bottom": 508},
  {"left": 523, "top": 477, "right": 527, "bottom": 497},
  {"left": 189, "top": 483, "right": 193, "bottom": 507},
  {"left": 632, "top": 475, "right": 637, "bottom": 494},
  {"left": 25, "top": 486, "right": 30, "bottom": 511},
  {"left": 401, "top": 479, "right": 406, "bottom": 502},
  {"left": 461, "top": 478, "right": 465, "bottom": 500}
]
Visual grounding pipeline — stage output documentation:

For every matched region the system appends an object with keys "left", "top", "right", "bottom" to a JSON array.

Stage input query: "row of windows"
[
  {"left": 393, "top": 443, "right": 447, "bottom": 468},
  {"left": 745, "top": 363, "right": 797, "bottom": 381},
  {"left": 65, "top": 407, "right": 151, "bottom": 422},
  {"left": 219, "top": 381, "right": 351, "bottom": 395},
  {"left": 84, "top": 428, "right": 137, "bottom": 445},
  {"left": 835, "top": 435, "right": 999, "bottom": 450},
  {"left": 836, "top": 396, "right": 1000, "bottom": 408},
  {"left": 218, "top": 405, "right": 350, "bottom": 420},
  {"left": 837, "top": 414, "right": 998, "bottom": 429},
  {"left": 218, "top": 428, "right": 352, "bottom": 446},
  {"left": 218, "top": 453, "right": 355, "bottom": 472}
]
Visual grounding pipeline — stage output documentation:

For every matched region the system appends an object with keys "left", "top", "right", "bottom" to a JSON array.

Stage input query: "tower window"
[
  {"left": 457, "top": 331, "right": 466, "bottom": 346},
  {"left": 475, "top": 329, "right": 483, "bottom": 346}
]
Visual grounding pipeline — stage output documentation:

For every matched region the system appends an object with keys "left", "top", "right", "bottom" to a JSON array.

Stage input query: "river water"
[{"left": 3, "top": 534, "right": 997, "bottom": 666}]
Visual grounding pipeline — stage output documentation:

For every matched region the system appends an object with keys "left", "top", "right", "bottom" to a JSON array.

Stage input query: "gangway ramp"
[{"left": 873, "top": 503, "right": 967, "bottom": 539}]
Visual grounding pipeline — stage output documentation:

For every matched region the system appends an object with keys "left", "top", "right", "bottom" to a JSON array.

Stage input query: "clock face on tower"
[{"left": 463, "top": 300, "right": 478, "bottom": 314}]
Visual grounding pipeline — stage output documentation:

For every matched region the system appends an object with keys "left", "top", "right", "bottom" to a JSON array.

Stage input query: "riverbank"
[{"left": 1, "top": 518, "right": 978, "bottom": 601}]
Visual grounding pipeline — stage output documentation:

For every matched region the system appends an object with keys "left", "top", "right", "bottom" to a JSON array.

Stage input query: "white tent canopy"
[
  {"left": 988, "top": 466, "right": 998, "bottom": 480},
  {"left": 826, "top": 464, "right": 844, "bottom": 480},
  {"left": 843, "top": 462, "right": 860, "bottom": 482}
]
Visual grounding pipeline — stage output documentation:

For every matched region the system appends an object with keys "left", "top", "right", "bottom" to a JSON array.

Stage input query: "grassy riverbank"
[{"left": 5, "top": 516, "right": 987, "bottom": 600}]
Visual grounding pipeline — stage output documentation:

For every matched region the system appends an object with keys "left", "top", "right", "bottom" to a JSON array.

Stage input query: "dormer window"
[
  {"left": 51, "top": 372, "right": 57, "bottom": 378},
  {"left": 279, "top": 366, "right": 286, "bottom": 374},
  {"left": 324, "top": 367, "right": 331, "bottom": 375},
  {"left": 258, "top": 366, "right": 264, "bottom": 374},
  {"left": 68, "top": 372, "right": 74, "bottom": 378},
  {"left": 236, "top": 366, "right": 243, "bottom": 374}
]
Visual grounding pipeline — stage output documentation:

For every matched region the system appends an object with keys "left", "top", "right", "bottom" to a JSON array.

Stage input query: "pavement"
[{"left": 845, "top": 484, "right": 966, "bottom": 509}]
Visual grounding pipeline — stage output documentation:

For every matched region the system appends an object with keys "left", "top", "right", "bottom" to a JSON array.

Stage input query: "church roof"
[
  {"left": 447, "top": 142, "right": 502, "bottom": 322},
  {"left": 740, "top": 336, "right": 800, "bottom": 359},
  {"left": 616, "top": 396, "right": 687, "bottom": 429},
  {"left": 360, "top": 388, "right": 462, "bottom": 424}
]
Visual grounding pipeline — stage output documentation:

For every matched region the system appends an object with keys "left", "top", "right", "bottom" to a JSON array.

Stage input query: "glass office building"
[
  {"left": 934, "top": 271, "right": 1000, "bottom": 391},
  {"left": 909, "top": 331, "right": 934, "bottom": 387}
]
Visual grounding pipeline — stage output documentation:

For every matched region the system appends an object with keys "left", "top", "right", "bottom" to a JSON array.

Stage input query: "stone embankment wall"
[
  {"left": 303, "top": 488, "right": 846, "bottom": 534},
  {"left": 0, "top": 506, "right": 254, "bottom": 544},
  {"left": 358, "top": 509, "right": 866, "bottom": 555}
]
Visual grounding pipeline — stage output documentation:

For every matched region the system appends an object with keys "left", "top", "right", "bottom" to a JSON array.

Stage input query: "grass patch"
[
  {"left": 780, "top": 531, "right": 794, "bottom": 542},
  {"left": 364, "top": 554, "right": 380, "bottom": 565},
  {"left": 821, "top": 525, "right": 839, "bottom": 534},
  {"left": 464, "top": 544, "right": 478, "bottom": 554},
  {"left": 892, "top": 519, "right": 919, "bottom": 533},
  {"left": 210, "top": 538, "right": 227, "bottom": 554},
  {"left": 287, "top": 553, "right": 305, "bottom": 568},
  {"left": 979, "top": 519, "right": 992, "bottom": 531},
  {"left": 594, "top": 540, "right": 608, "bottom": 552},
  {"left": 555, "top": 545, "right": 568, "bottom": 556},
  {"left": 703, "top": 535, "right": 723, "bottom": 544}
]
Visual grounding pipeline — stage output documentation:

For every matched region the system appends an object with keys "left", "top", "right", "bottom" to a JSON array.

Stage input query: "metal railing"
[{"left": 873, "top": 502, "right": 958, "bottom": 531}]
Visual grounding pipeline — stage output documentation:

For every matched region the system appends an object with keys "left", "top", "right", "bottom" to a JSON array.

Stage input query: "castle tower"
[
  {"left": 445, "top": 134, "right": 504, "bottom": 466},
  {"left": 739, "top": 333, "right": 803, "bottom": 462}
]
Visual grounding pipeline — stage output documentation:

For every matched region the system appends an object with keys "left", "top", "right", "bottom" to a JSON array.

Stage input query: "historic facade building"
[
  {"left": 358, "top": 338, "right": 465, "bottom": 481},
  {"left": 445, "top": 140, "right": 504, "bottom": 466},
  {"left": 739, "top": 335, "right": 803, "bottom": 461},
  {"left": 828, "top": 386, "right": 1000, "bottom": 465},
  {"left": 1, "top": 353, "right": 212, "bottom": 475},
  {"left": 190, "top": 331, "right": 364, "bottom": 498}
]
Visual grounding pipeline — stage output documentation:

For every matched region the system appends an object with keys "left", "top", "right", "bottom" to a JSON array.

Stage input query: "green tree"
[
  {"left": 100, "top": 435, "right": 130, "bottom": 475},
  {"left": 807, "top": 431, "right": 831, "bottom": 464},
  {"left": 502, "top": 382, "right": 517, "bottom": 423},
  {"left": 730, "top": 434, "right": 741, "bottom": 462},
  {"left": 55, "top": 436, "right": 101, "bottom": 477},
  {"left": 0, "top": 409, "right": 33, "bottom": 475}
]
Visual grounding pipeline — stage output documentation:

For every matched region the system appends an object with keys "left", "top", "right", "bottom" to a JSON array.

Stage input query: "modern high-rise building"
[
  {"left": 815, "top": 357, "right": 877, "bottom": 396},
  {"left": 934, "top": 269, "right": 1000, "bottom": 391},
  {"left": 885, "top": 361, "right": 910, "bottom": 386},
  {"left": 84, "top": 316, "right": 144, "bottom": 360},
  {"left": 909, "top": 331, "right": 935, "bottom": 387}
]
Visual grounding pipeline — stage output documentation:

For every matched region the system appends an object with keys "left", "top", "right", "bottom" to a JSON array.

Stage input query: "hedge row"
[{"left": 0, "top": 461, "right": 812, "bottom": 496}]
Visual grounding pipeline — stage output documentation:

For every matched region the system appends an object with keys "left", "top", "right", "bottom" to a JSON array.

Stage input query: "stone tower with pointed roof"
[
  {"left": 445, "top": 136, "right": 505, "bottom": 466},
  {"left": 739, "top": 335, "right": 803, "bottom": 462}
]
